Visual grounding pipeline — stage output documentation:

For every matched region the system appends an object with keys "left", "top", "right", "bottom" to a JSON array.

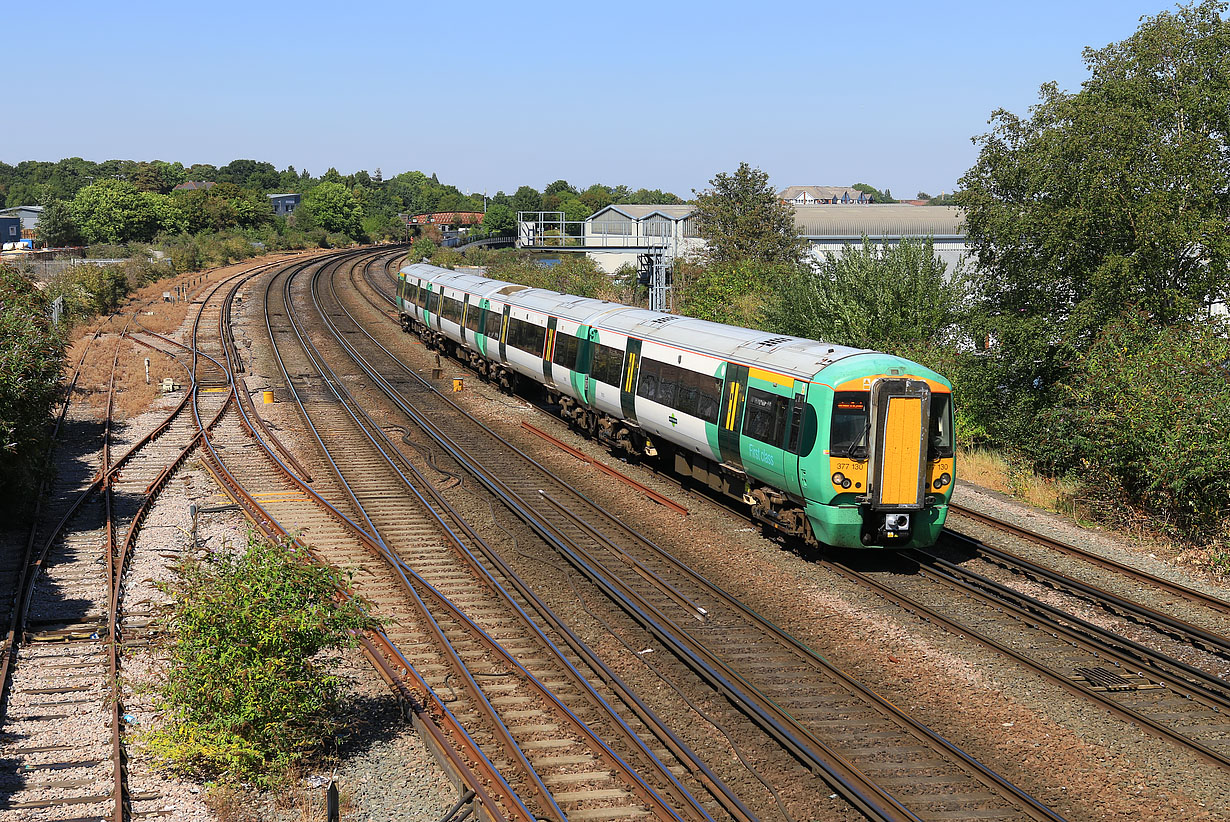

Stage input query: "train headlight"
[
  {"left": 933, "top": 472, "right": 952, "bottom": 490},
  {"left": 832, "top": 472, "right": 845, "bottom": 485}
]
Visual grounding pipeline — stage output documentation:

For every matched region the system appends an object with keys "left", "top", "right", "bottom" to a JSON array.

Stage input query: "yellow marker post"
[
  {"left": 263, "top": 390, "right": 275, "bottom": 404},
  {"left": 453, "top": 378, "right": 465, "bottom": 392}
]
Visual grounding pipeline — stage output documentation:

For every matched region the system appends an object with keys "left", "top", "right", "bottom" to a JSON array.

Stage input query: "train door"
[
  {"left": 584, "top": 326, "right": 601, "bottom": 406},
  {"left": 543, "top": 317, "right": 558, "bottom": 387},
  {"left": 475, "top": 299, "right": 489, "bottom": 358},
  {"left": 781, "top": 382, "right": 811, "bottom": 499},
  {"left": 717, "top": 362, "right": 748, "bottom": 467},
  {"left": 869, "top": 377, "right": 931, "bottom": 510},
  {"left": 461, "top": 294, "right": 471, "bottom": 347},
  {"left": 619, "top": 337, "right": 642, "bottom": 422},
  {"left": 498, "top": 304, "right": 510, "bottom": 362}
]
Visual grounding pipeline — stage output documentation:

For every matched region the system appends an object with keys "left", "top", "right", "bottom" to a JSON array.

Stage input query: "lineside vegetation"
[{"left": 148, "top": 532, "right": 376, "bottom": 785}]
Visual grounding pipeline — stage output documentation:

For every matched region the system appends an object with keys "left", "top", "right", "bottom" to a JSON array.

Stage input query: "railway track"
[
  {"left": 0, "top": 265, "right": 254, "bottom": 821},
  {"left": 266, "top": 251, "right": 729, "bottom": 822},
  {"left": 323, "top": 250, "right": 1070, "bottom": 822}
]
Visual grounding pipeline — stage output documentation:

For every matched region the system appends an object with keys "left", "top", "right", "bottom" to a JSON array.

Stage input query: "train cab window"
[
  {"left": 830, "top": 392, "right": 869, "bottom": 458},
  {"left": 743, "top": 388, "right": 789, "bottom": 446},
  {"left": 929, "top": 392, "right": 955, "bottom": 459},
  {"left": 553, "top": 333, "right": 580, "bottom": 369}
]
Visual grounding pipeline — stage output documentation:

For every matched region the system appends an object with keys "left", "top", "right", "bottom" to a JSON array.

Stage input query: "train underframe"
[{"left": 403, "top": 314, "right": 822, "bottom": 547}]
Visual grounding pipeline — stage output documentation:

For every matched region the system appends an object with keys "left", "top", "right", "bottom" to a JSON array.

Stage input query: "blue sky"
[{"left": 7, "top": 0, "right": 1187, "bottom": 199}]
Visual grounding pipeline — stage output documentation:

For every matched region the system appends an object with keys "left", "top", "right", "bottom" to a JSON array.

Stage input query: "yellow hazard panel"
[
  {"left": 749, "top": 367, "right": 791, "bottom": 387},
  {"left": 880, "top": 396, "right": 923, "bottom": 506}
]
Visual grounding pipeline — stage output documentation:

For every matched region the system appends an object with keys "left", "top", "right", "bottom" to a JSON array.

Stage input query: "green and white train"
[{"left": 397, "top": 263, "right": 955, "bottom": 549}]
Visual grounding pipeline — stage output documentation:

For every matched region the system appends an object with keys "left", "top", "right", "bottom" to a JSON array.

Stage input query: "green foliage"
[
  {"left": 0, "top": 265, "right": 65, "bottom": 515},
  {"left": 693, "top": 162, "right": 807, "bottom": 269},
  {"left": 1032, "top": 313, "right": 1230, "bottom": 540},
  {"left": 482, "top": 203, "right": 516, "bottom": 234},
  {"left": 174, "top": 183, "right": 272, "bottom": 233},
  {"left": 852, "top": 183, "right": 895, "bottom": 203},
  {"left": 35, "top": 198, "right": 81, "bottom": 247},
  {"left": 301, "top": 182, "right": 363, "bottom": 238},
  {"left": 959, "top": 0, "right": 1230, "bottom": 352},
  {"left": 148, "top": 532, "right": 375, "bottom": 785},
  {"left": 766, "top": 238, "right": 974, "bottom": 352},
  {"left": 675, "top": 258, "right": 784, "bottom": 327},
  {"left": 68, "top": 180, "right": 185, "bottom": 244},
  {"left": 409, "top": 237, "right": 437, "bottom": 262},
  {"left": 484, "top": 252, "right": 623, "bottom": 300},
  {"left": 44, "top": 264, "right": 132, "bottom": 320}
]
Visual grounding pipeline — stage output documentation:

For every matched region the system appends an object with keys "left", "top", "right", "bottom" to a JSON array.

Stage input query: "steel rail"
[
  {"left": 909, "top": 547, "right": 1230, "bottom": 707},
  {"left": 304, "top": 254, "right": 741, "bottom": 822},
  {"left": 0, "top": 321, "right": 106, "bottom": 721},
  {"left": 829, "top": 557, "right": 1230, "bottom": 771},
  {"left": 948, "top": 501, "right": 1230, "bottom": 617},
  {"left": 323, "top": 257, "right": 942, "bottom": 822},
  {"left": 941, "top": 528, "right": 1230, "bottom": 657},
  {"left": 331, "top": 253, "right": 761, "bottom": 822},
  {"left": 280, "top": 253, "right": 692, "bottom": 822},
  {"left": 203, "top": 251, "right": 528, "bottom": 822}
]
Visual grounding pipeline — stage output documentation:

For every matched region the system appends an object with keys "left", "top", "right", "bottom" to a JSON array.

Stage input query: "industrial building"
[
  {"left": 269, "top": 193, "right": 301, "bottom": 217},
  {"left": 0, "top": 205, "right": 43, "bottom": 238}
]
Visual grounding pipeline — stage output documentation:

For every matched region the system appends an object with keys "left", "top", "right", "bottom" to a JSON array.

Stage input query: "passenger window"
[
  {"left": 553, "top": 333, "right": 579, "bottom": 368},
  {"left": 743, "top": 387, "right": 789, "bottom": 446},
  {"left": 636, "top": 358, "right": 660, "bottom": 401}
]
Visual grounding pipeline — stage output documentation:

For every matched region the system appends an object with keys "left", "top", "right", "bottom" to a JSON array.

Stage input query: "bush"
[
  {"left": 0, "top": 265, "right": 64, "bottom": 515},
  {"left": 1034, "top": 312, "right": 1230, "bottom": 540},
  {"left": 148, "top": 532, "right": 375, "bottom": 785}
]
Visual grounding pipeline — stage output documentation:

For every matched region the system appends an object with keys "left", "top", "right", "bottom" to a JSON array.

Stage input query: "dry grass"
[{"left": 958, "top": 447, "right": 1080, "bottom": 517}]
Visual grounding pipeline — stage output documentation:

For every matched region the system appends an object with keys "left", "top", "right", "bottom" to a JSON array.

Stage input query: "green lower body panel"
[{"left": 805, "top": 502, "right": 948, "bottom": 549}]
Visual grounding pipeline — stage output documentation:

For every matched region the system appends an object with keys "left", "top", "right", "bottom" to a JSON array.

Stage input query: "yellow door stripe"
[{"left": 624, "top": 353, "right": 637, "bottom": 392}]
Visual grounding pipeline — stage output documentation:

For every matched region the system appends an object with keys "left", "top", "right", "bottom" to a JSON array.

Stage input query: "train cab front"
[{"left": 809, "top": 371, "right": 955, "bottom": 549}]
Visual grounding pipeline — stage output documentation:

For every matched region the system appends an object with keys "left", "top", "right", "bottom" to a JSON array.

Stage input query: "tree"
[
  {"left": 916, "top": 191, "right": 932, "bottom": 201},
  {"left": 960, "top": 0, "right": 1230, "bottom": 345},
  {"left": 510, "top": 185, "right": 542, "bottom": 215},
  {"left": 301, "top": 181, "right": 363, "bottom": 237},
  {"left": 68, "top": 180, "right": 177, "bottom": 243},
  {"left": 852, "top": 183, "right": 895, "bottom": 203},
  {"left": 692, "top": 162, "right": 807, "bottom": 268},
  {"left": 36, "top": 198, "right": 81, "bottom": 247},
  {"left": 766, "top": 238, "right": 973, "bottom": 352},
  {"left": 579, "top": 183, "right": 615, "bottom": 215},
  {"left": 482, "top": 203, "right": 516, "bottom": 234}
]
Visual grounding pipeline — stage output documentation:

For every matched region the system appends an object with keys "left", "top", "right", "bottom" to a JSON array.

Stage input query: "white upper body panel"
[{"left": 400, "top": 263, "right": 869, "bottom": 381}]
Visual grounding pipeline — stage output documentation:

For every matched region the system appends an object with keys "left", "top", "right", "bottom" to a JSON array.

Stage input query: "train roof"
[{"left": 400, "top": 263, "right": 869, "bottom": 381}]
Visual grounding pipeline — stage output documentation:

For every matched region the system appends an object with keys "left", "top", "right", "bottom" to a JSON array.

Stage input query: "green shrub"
[
  {"left": 0, "top": 265, "right": 64, "bottom": 515},
  {"left": 1036, "top": 312, "right": 1230, "bottom": 540},
  {"left": 148, "top": 532, "right": 376, "bottom": 785}
]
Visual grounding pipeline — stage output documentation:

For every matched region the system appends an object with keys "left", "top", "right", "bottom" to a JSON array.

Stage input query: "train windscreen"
[
  {"left": 929, "top": 393, "right": 955, "bottom": 458},
  {"left": 830, "top": 392, "right": 869, "bottom": 458}
]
